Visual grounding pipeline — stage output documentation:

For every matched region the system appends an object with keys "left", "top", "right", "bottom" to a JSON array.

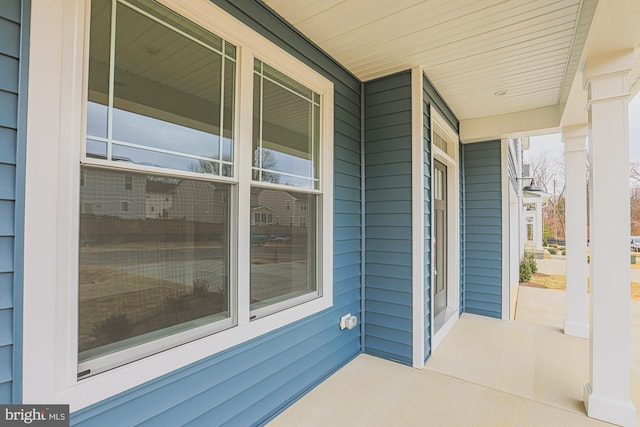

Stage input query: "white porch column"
[
  {"left": 583, "top": 50, "right": 637, "bottom": 427},
  {"left": 562, "top": 126, "right": 589, "bottom": 339},
  {"left": 534, "top": 199, "right": 543, "bottom": 250}
]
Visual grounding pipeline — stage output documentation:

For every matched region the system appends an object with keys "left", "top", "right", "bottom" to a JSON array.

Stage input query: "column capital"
[
  {"left": 562, "top": 125, "right": 588, "bottom": 152},
  {"left": 583, "top": 50, "right": 634, "bottom": 105},
  {"left": 584, "top": 49, "right": 634, "bottom": 83}
]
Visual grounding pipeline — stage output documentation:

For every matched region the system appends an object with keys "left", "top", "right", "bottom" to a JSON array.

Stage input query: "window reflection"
[
  {"left": 250, "top": 187, "right": 317, "bottom": 312},
  {"left": 86, "top": 0, "right": 236, "bottom": 176},
  {"left": 252, "top": 60, "right": 319, "bottom": 189},
  {"left": 78, "top": 166, "right": 231, "bottom": 362}
]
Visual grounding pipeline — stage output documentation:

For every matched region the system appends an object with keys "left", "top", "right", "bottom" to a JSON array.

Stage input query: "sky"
[{"left": 525, "top": 92, "right": 640, "bottom": 165}]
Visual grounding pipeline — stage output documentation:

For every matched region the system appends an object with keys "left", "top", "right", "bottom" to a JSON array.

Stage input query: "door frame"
[{"left": 430, "top": 107, "right": 460, "bottom": 352}]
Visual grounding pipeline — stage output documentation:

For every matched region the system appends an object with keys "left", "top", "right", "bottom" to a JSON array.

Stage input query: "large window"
[
  {"left": 79, "top": 0, "right": 238, "bottom": 376},
  {"left": 74, "top": 0, "right": 332, "bottom": 377},
  {"left": 19, "top": 0, "right": 333, "bottom": 405},
  {"left": 250, "top": 59, "right": 320, "bottom": 317}
]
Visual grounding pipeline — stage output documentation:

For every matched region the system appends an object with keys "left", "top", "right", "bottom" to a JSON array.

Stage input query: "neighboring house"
[
  {"left": 523, "top": 190, "right": 550, "bottom": 254},
  {"left": 507, "top": 138, "right": 551, "bottom": 259},
  {"left": 80, "top": 167, "right": 147, "bottom": 219},
  {"left": 2, "top": 1, "right": 638, "bottom": 426},
  {"left": 251, "top": 189, "right": 309, "bottom": 229},
  {"left": 144, "top": 177, "right": 176, "bottom": 219}
]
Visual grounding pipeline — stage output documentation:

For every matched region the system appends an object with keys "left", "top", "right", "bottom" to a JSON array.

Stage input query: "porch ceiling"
[{"left": 263, "top": 0, "right": 597, "bottom": 121}]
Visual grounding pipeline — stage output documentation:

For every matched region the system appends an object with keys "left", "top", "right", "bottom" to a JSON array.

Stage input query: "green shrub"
[
  {"left": 524, "top": 252, "right": 537, "bottom": 273},
  {"left": 519, "top": 258, "right": 532, "bottom": 282},
  {"left": 549, "top": 243, "right": 558, "bottom": 248},
  {"left": 562, "top": 249, "right": 566, "bottom": 256},
  {"left": 543, "top": 238, "right": 548, "bottom": 247},
  {"left": 548, "top": 248, "right": 558, "bottom": 255}
]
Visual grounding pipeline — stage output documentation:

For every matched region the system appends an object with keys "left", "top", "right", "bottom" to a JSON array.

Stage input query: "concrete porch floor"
[{"left": 269, "top": 287, "right": 640, "bottom": 426}]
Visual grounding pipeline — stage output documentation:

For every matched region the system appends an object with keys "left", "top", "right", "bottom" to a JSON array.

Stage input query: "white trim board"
[
  {"left": 411, "top": 67, "right": 425, "bottom": 368},
  {"left": 501, "top": 138, "right": 510, "bottom": 320},
  {"left": 430, "top": 105, "right": 461, "bottom": 353}
]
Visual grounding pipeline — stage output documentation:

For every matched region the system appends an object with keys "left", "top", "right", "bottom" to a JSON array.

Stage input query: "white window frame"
[{"left": 23, "top": 0, "right": 333, "bottom": 411}]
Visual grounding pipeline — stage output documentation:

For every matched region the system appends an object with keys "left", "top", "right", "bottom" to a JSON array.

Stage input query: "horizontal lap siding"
[
  {"left": 422, "top": 77, "right": 431, "bottom": 361},
  {"left": 71, "top": 1, "right": 362, "bottom": 425},
  {"left": 422, "top": 73, "right": 459, "bottom": 360},
  {"left": 0, "top": 0, "right": 23, "bottom": 404},
  {"left": 508, "top": 142, "right": 517, "bottom": 190},
  {"left": 463, "top": 141, "right": 502, "bottom": 319},
  {"left": 364, "top": 71, "right": 412, "bottom": 366},
  {"left": 460, "top": 144, "right": 466, "bottom": 314}
]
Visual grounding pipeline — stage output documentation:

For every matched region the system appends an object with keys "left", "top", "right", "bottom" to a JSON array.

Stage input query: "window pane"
[
  {"left": 253, "top": 60, "right": 319, "bottom": 189},
  {"left": 112, "top": 143, "right": 233, "bottom": 177},
  {"left": 87, "top": 0, "right": 111, "bottom": 139},
  {"left": 434, "top": 131, "right": 448, "bottom": 154},
  {"left": 250, "top": 188, "right": 317, "bottom": 313},
  {"left": 87, "top": 138, "right": 107, "bottom": 160},
  {"left": 124, "top": 0, "right": 229, "bottom": 58},
  {"left": 78, "top": 166, "right": 231, "bottom": 365},
  {"left": 87, "top": 0, "right": 236, "bottom": 176}
]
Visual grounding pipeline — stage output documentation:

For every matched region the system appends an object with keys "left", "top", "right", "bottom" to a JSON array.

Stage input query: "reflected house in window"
[
  {"left": 251, "top": 188, "right": 310, "bottom": 232},
  {"left": 145, "top": 177, "right": 177, "bottom": 219},
  {"left": 79, "top": 167, "right": 146, "bottom": 220},
  {"left": 169, "top": 179, "right": 228, "bottom": 233},
  {"left": 251, "top": 206, "right": 273, "bottom": 226}
]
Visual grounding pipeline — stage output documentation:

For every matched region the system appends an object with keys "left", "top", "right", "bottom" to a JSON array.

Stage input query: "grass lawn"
[{"left": 522, "top": 273, "right": 640, "bottom": 301}]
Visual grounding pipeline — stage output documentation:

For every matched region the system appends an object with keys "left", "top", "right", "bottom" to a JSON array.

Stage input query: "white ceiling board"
[
  {"left": 294, "top": 0, "right": 426, "bottom": 44},
  {"left": 323, "top": 0, "right": 578, "bottom": 62},
  {"left": 264, "top": 0, "right": 598, "bottom": 122},
  {"left": 261, "top": 0, "right": 345, "bottom": 25},
  {"left": 560, "top": 0, "right": 640, "bottom": 128}
]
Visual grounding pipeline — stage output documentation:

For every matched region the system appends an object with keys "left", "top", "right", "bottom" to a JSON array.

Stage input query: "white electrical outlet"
[
  {"left": 340, "top": 313, "right": 350, "bottom": 330},
  {"left": 340, "top": 313, "right": 358, "bottom": 330},
  {"left": 345, "top": 315, "right": 358, "bottom": 330}
]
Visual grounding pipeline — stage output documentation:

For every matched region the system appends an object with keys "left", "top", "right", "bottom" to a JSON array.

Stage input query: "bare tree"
[
  {"left": 253, "top": 148, "right": 280, "bottom": 184},
  {"left": 529, "top": 154, "right": 566, "bottom": 240},
  {"left": 529, "top": 153, "right": 564, "bottom": 193}
]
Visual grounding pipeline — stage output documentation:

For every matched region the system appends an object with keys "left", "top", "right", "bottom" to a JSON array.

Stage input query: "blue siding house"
[
  {"left": 364, "top": 71, "right": 414, "bottom": 365},
  {"left": 1, "top": 0, "right": 508, "bottom": 422},
  {"left": 0, "top": 0, "right": 28, "bottom": 404},
  {"left": 3, "top": 0, "right": 637, "bottom": 426},
  {"left": 463, "top": 141, "right": 504, "bottom": 319}
]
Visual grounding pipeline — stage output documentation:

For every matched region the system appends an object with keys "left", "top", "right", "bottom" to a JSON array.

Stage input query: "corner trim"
[
  {"left": 360, "top": 81, "right": 366, "bottom": 353},
  {"left": 12, "top": 0, "right": 32, "bottom": 404},
  {"left": 501, "top": 138, "right": 510, "bottom": 320},
  {"left": 411, "top": 67, "right": 425, "bottom": 368}
]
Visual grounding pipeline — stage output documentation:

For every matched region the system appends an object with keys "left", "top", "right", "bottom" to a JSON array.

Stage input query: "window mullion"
[
  {"left": 219, "top": 41, "right": 225, "bottom": 175},
  {"left": 258, "top": 61, "right": 264, "bottom": 182},
  {"left": 236, "top": 46, "right": 254, "bottom": 327},
  {"left": 107, "top": 0, "right": 117, "bottom": 160}
]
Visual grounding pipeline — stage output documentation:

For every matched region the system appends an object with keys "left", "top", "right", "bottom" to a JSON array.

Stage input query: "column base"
[
  {"left": 584, "top": 382, "right": 637, "bottom": 427},
  {"left": 564, "top": 319, "right": 589, "bottom": 338}
]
